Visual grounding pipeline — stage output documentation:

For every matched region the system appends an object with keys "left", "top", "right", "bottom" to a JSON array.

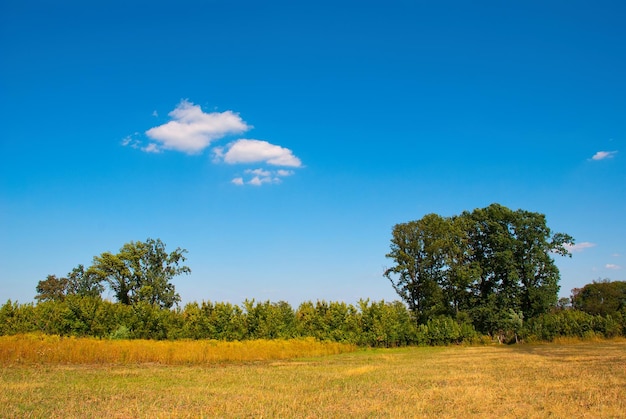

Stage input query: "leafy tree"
[
  {"left": 66, "top": 264, "right": 104, "bottom": 298},
  {"left": 571, "top": 279, "right": 626, "bottom": 316},
  {"left": 384, "top": 204, "right": 573, "bottom": 333},
  {"left": 383, "top": 214, "right": 450, "bottom": 324},
  {"left": 464, "top": 204, "right": 573, "bottom": 321},
  {"left": 36, "top": 265, "right": 104, "bottom": 303},
  {"left": 464, "top": 204, "right": 523, "bottom": 317},
  {"left": 35, "top": 275, "right": 69, "bottom": 302},
  {"left": 89, "top": 238, "right": 190, "bottom": 308}
]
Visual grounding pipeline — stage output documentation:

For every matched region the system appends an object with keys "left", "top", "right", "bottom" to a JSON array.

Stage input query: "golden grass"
[
  {"left": 0, "top": 334, "right": 355, "bottom": 365},
  {"left": 1, "top": 337, "right": 625, "bottom": 418}
]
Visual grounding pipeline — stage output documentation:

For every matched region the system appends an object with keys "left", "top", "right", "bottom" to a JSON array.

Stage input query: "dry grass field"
[{"left": 1, "top": 335, "right": 625, "bottom": 418}]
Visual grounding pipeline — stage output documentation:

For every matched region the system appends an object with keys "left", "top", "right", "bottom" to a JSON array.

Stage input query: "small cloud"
[
  {"left": 152, "top": 110, "right": 158, "bottom": 117},
  {"left": 212, "top": 146, "right": 225, "bottom": 162},
  {"left": 249, "top": 176, "right": 274, "bottom": 186},
  {"left": 591, "top": 150, "right": 618, "bottom": 160},
  {"left": 121, "top": 133, "right": 141, "bottom": 149},
  {"left": 606, "top": 264, "right": 622, "bottom": 270},
  {"left": 141, "top": 143, "right": 161, "bottom": 153},
  {"left": 145, "top": 100, "right": 250, "bottom": 154},
  {"left": 231, "top": 168, "right": 290, "bottom": 186},
  {"left": 564, "top": 242, "right": 596, "bottom": 253},
  {"left": 219, "top": 139, "right": 302, "bottom": 167},
  {"left": 246, "top": 168, "right": 272, "bottom": 177},
  {"left": 245, "top": 168, "right": 281, "bottom": 186},
  {"left": 276, "top": 169, "right": 294, "bottom": 177}
]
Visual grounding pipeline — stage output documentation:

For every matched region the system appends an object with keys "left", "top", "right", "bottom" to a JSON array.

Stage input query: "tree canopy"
[
  {"left": 35, "top": 264, "right": 104, "bottom": 302},
  {"left": 384, "top": 204, "right": 574, "bottom": 334},
  {"left": 35, "top": 238, "right": 190, "bottom": 309},
  {"left": 571, "top": 279, "right": 626, "bottom": 316},
  {"left": 89, "top": 238, "right": 191, "bottom": 308}
]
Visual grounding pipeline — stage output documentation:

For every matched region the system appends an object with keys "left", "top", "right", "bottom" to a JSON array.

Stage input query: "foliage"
[
  {"left": 35, "top": 275, "right": 69, "bottom": 302},
  {"left": 36, "top": 238, "right": 189, "bottom": 309},
  {"left": 523, "top": 309, "right": 623, "bottom": 341},
  {"left": 384, "top": 203, "right": 574, "bottom": 334},
  {"left": 17, "top": 229, "right": 626, "bottom": 346},
  {"left": 0, "top": 297, "right": 481, "bottom": 346},
  {"left": 66, "top": 265, "right": 105, "bottom": 298},
  {"left": 571, "top": 279, "right": 626, "bottom": 316},
  {"left": 35, "top": 266, "right": 106, "bottom": 303},
  {"left": 3, "top": 294, "right": 625, "bottom": 345},
  {"left": 89, "top": 238, "right": 190, "bottom": 308}
]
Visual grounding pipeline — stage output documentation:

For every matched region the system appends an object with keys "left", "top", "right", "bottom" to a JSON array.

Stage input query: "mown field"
[{"left": 1, "top": 336, "right": 625, "bottom": 418}]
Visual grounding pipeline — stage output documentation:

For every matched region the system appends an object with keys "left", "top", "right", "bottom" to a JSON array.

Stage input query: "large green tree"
[
  {"left": 462, "top": 204, "right": 573, "bottom": 331},
  {"left": 89, "top": 238, "right": 190, "bottom": 309},
  {"left": 384, "top": 204, "right": 574, "bottom": 332},
  {"left": 383, "top": 213, "right": 450, "bottom": 323},
  {"left": 571, "top": 279, "right": 626, "bottom": 316}
]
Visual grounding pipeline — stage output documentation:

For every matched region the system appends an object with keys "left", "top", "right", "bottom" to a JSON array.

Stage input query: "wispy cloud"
[
  {"left": 232, "top": 168, "right": 295, "bottom": 186},
  {"left": 591, "top": 150, "right": 618, "bottom": 161},
  {"left": 564, "top": 242, "right": 596, "bottom": 253},
  {"left": 121, "top": 133, "right": 141, "bottom": 149},
  {"left": 144, "top": 100, "right": 250, "bottom": 154},
  {"left": 141, "top": 143, "right": 161, "bottom": 153},
  {"left": 606, "top": 264, "right": 622, "bottom": 270},
  {"left": 216, "top": 139, "right": 302, "bottom": 167}
]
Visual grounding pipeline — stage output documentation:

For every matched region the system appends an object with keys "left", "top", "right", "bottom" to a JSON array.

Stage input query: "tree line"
[
  {"left": 2, "top": 204, "right": 624, "bottom": 346},
  {"left": 1, "top": 294, "right": 624, "bottom": 345}
]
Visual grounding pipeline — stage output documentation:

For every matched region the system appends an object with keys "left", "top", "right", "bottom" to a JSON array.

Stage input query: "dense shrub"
[
  {"left": 522, "top": 310, "right": 623, "bottom": 341},
  {"left": 415, "top": 316, "right": 479, "bottom": 346},
  {"left": 2, "top": 297, "right": 622, "bottom": 346}
]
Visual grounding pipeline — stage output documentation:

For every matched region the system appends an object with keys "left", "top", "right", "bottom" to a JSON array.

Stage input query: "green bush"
[
  {"left": 3, "top": 297, "right": 622, "bottom": 345},
  {"left": 109, "top": 325, "right": 131, "bottom": 340}
]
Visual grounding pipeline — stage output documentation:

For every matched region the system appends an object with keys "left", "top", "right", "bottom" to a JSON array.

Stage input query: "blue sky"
[{"left": 1, "top": 0, "right": 624, "bottom": 306}]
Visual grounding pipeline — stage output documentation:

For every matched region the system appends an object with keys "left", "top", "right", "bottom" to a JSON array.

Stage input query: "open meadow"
[{"left": 1, "top": 335, "right": 625, "bottom": 418}]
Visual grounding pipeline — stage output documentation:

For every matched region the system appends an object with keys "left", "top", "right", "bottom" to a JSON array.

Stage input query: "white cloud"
[
  {"left": 591, "top": 150, "right": 618, "bottom": 160},
  {"left": 124, "top": 100, "right": 303, "bottom": 186},
  {"left": 245, "top": 168, "right": 272, "bottom": 177},
  {"left": 220, "top": 139, "right": 302, "bottom": 167},
  {"left": 141, "top": 143, "right": 161, "bottom": 153},
  {"left": 564, "top": 242, "right": 596, "bottom": 253},
  {"left": 606, "top": 264, "right": 622, "bottom": 270},
  {"left": 249, "top": 176, "right": 274, "bottom": 186},
  {"left": 145, "top": 100, "right": 250, "bottom": 154},
  {"left": 121, "top": 133, "right": 141, "bottom": 149},
  {"left": 230, "top": 167, "right": 294, "bottom": 186}
]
